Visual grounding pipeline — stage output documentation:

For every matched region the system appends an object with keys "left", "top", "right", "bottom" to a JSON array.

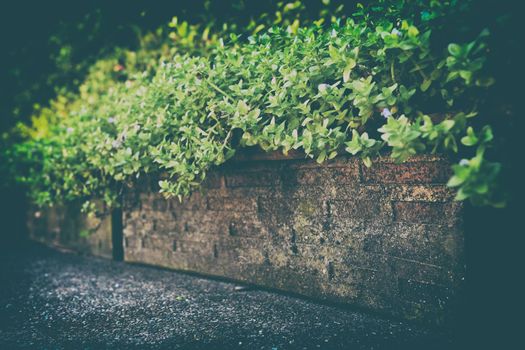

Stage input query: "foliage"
[{"left": 1, "top": 0, "right": 511, "bottom": 209}]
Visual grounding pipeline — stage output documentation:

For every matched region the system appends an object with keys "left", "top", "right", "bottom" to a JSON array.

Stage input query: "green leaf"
[
  {"left": 461, "top": 127, "right": 478, "bottom": 146},
  {"left": 316, "top": 151, "right": 326, "bottom": 163},
  {"left": 441, "top": 119, "right": 455, "bottom": 131},
  {"left": 408, "top": 26, "right": 419, "bottom": 37},
  {"left": 475, "top": 76, "right": 495, "bottom": 87},
  {"left": 343, "top": 58, "right": 356, "bottom": 82},
  {"left": 480, "top": 126, "right": 493, "bottom": 143},
  {"left": 454, "top": 188, "right": 469, "bottom": 201},
  {"left": 420, "top": 79, "right": 431, "bottom": 92},
  {"left": 447, "top": 43, "right": 462, "bottom": 57},
  {"left": 447, "top": 175, "right": 465, "bottom": 187}
]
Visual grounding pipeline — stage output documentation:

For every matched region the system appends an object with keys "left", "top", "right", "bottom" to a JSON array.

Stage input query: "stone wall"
[
  {"left": 28, "top": 202, "right": 113, "bottom": 259},
  {"left": 122, "top": 154, "right": 464, "bottom": 324}
]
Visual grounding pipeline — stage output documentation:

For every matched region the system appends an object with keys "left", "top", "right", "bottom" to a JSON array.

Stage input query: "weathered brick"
[
  {"left": 202, "top": 172, "right": 223, "bottom": 189},
  {"left": 207, "top": 195, "right": 257, "bottom": 212},
  {"left": 287, "top": 156, "right": 357, "bottom": 169},
  {"left": 228, "top": 220, "right": 266, "bottom": 238},
  {"left": 217, "top": 238, "right": 268, "bottom": 266},
  {"left": 179, "top": 192, "right": 205, "bottom": 211},
  {"left": 393, "top": 201, "right": 462, "bottom": 225},
  {"left": 152, "top": 198, "right": 168, "bottom": 212},
  {"left": 329, "top": 263, "right": 397, "bottom": 309},
  {"left": 286, "top": 166, "right": 360, "bottom": 187},
  {"left": 28, "top": 202, "right": 113, "bottom": 259},
  {"left": 330, "top": 166, "right": 361, "bottom": 184},
  {"left": 256, "top": 194, "right": 294, "bottom": 237},
  {"left": 141, "top": 235, "right": 167, "bottom": 250},
  {"left": 288, "top": 168, "right": 330, "bottom": 186},
  {"left": 225, "top": 171, "right": 281, "bottom": 188},
  {"left": 391, "top": 256, "right": 456, "bottom": 286},
  {"left": 177, "top": 215, "right": 227, "bottom": 236},
  {"left": 386, "top": 184, "right": 455, "bottom": 202},
  {"left": 380, "top": 223, "right": 464, "bottom": 267},
  {"left": 362, "top": 161, "right": 451, "bottom": 184},
  {"left": 175, "top": 239, "right": 213, "bottom": 254},
  {"left": 330, "top": 198, "right": 392, "bottom": 225}
]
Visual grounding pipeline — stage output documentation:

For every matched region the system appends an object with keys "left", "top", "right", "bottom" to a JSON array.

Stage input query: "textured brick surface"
[
  {"left": 122, "top": 153, "right": 465, "bottom": 325},
  {"left": 27, "top": 202, "right": 112, "bottom": 259},
  {"left": 362, "top": 156, "right": 452, "bottom": 184}
]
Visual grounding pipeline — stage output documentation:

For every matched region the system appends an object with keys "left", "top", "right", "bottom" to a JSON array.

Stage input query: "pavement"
[{"left": 0, "top": 242, "right": 456, "bottom": 349}]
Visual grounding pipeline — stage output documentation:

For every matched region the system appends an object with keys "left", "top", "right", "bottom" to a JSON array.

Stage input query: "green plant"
[{"left": 1, "top": 0, "right": 508, "bottom": 210}]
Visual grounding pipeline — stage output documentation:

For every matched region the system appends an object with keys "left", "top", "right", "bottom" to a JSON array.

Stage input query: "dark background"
[
  {"left": 0, "top": 1, "right": 522, "bottom": 348},
  {"left": 0, "top": 0, "right": 292, "bottom": 133}
]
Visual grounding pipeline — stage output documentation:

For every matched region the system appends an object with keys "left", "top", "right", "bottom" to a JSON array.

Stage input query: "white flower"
[
  {"left": 108, "top": 117, "right": 116, "bottom": 124},
  {"left": 66, "top": 127, "right": 74, "bottom": 134},
  {"left": 459, "top": 159, "right": 469, "bottom": 166},
  {"left": 112, "top": 140, "right": 122, "bottom": 148},
  {"left": 381, "top": 108, "right": 392, "bottom": 118},
  {"left": 137, "top": 86, "right": 147, "bottom": 96},
  {"left": 331, "top": 29, "right": 337, "bottom": 38},
  {"left": 318, "top": 84, "right": 329, "bottom": 92},
  {"left": 391, "top": 28, "right": 401, "bottom": 36}
]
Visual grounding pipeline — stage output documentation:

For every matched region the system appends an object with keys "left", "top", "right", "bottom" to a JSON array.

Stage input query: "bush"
[{"left": 1, "top": 0, "right": 513, "bottom": 210}]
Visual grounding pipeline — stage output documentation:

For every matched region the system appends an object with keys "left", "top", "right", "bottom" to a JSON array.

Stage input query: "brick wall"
[
  {"left": 28, "top": 201, "right": 113, "bottom": 259},
  {"left": 123, "top": 153, "right": 464, "bottom": 324}
]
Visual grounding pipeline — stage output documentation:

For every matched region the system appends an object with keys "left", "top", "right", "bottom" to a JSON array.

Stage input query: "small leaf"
[
  {"left": 316, "top": 151, "right": 326, "bottom": 163},
  {"left": 343, "top": 58, "right": 356, "bottom": 82},
  {"left": 441, "top": 119, "right": 455, "bottom": 131},
  {"left": 454, "top": 188, "right": 469, "bottom": 201},
  {"left": 420, "top": 79, "right": 432, "bottom": 92},
  {"left": 408, "top": 26, "right": 419, "bottom": 37},
  {"left": 448, "top": 43, "right": 462, "bottom": 57},
  {"left": 447, "top": 175, "right": 465, "bottom": 187}
]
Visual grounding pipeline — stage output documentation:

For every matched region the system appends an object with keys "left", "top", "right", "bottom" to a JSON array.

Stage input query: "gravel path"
[{"left": 0, "top": 242, "right": 454, "bottom": 349}]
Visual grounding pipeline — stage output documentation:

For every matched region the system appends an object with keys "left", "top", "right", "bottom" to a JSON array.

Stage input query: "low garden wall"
[
  {"left": 28, "top": 202, "right": 113, "bottom": 259},
  {"left": 122, "top": 153, "right": 464, "bottom": 324},
  {"left": 27, "top": 153, "right": 465, "bottom": 324}
]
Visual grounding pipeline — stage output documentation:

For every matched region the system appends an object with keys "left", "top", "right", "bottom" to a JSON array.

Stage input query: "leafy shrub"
[{"left": 1, "top": 0, "right": 510, "bottom": 209}]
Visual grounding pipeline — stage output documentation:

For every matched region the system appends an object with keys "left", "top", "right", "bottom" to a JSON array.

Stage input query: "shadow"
[
  {"left": 458, "top": 193, "right": 523, "bottom": 348},
  {"left": 0, "top": 185, "right": 28, "bottom": 248}
]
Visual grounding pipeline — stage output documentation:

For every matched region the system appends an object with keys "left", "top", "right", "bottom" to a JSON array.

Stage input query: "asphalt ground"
[{"left": 0, "top": 242, "right": 454, "bottom": 349}]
